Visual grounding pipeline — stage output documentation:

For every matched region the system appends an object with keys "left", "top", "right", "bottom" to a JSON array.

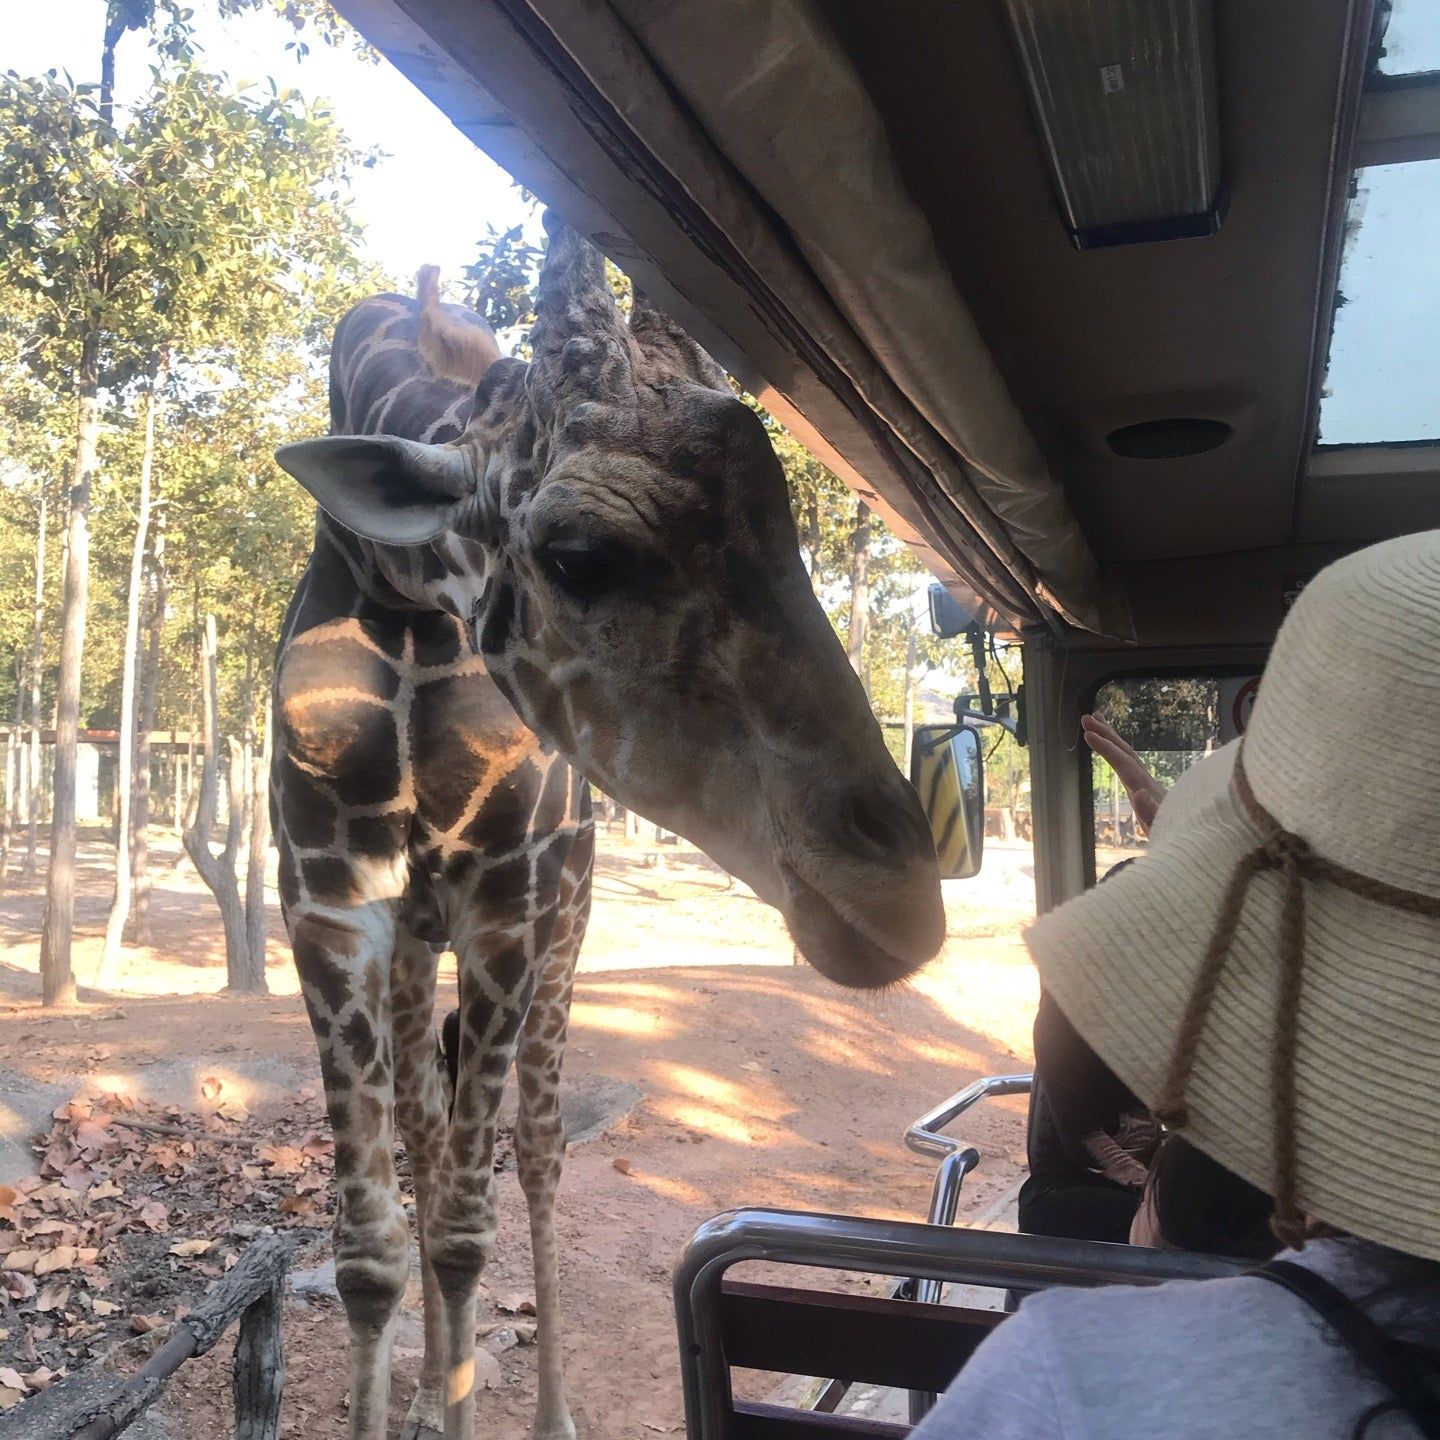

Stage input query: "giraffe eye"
[{"left": 539, "top": 544, "right": 628, "bottom": 603}]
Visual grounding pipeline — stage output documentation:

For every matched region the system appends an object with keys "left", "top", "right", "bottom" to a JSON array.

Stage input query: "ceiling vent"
[{"left": 1106, "top": 418, "right": 1234, "bottom": 458}]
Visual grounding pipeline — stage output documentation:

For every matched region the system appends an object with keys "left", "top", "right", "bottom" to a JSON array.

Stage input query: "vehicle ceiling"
[{"left": 330, "top": 0, "right": 1440, "bottom": 648}]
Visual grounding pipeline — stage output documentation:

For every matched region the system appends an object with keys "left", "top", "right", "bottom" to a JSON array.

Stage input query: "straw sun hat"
[{"left": 1027, "top": 530, "right": 1440, "bottom": 1260}]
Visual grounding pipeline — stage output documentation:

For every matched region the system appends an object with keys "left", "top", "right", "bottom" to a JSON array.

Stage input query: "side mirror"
[
  {"left": 927, "top": 583, "right": 975, "bottom": 639},
  {"left": 911, "top": 723, "right": 985, "bottom": 880}
]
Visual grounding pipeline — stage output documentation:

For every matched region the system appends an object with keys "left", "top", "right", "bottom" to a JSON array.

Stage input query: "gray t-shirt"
[{"left": 913, "top": 1240, "right": 1437, "bottom": 1440}]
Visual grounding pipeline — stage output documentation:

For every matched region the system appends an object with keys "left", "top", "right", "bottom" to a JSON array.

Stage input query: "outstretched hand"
[{"left": 1082, "top": 713, "right": 1167, "bottom": 836}]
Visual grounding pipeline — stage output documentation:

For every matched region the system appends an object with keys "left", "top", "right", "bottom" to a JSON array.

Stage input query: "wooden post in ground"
[{"left": 232, "top": 1278, "right": 285, "bottom": 1440}]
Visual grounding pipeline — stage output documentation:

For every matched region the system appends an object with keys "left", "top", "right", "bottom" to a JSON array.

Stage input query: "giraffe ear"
[{"left": 275, "top": 435, "right": 475, "bottom": 546}]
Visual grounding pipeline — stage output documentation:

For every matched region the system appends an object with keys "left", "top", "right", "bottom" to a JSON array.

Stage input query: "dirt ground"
[{"left": 0, "top": 824, "right": 1040, "bottom": 1437}]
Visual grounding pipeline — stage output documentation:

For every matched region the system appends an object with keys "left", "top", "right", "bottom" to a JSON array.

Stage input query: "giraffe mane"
[{"left": 415, "top": 264, "right": 502, "bottom": 387}]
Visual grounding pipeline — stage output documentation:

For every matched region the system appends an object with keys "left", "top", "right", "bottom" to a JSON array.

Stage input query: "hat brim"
[{"left": 1027, "top": 745, "right": 1440, "bottom": 1260}]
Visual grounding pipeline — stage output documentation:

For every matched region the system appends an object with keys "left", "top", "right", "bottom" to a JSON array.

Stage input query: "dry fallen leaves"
[
  {"left": 35, "top": 1283, "right": 71, "bottom": 1314},
  {"left": 0, "top": 1082, "right": 516, "bottom": 1394},
  {"left": 34, "top": 1246, "right": 79, "bottom": 1276}
]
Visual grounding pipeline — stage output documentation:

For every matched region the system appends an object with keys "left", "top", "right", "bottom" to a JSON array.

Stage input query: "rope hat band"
[
  {"left": 1153, "top": 746, "right": 1440, "bottom": 1248},
  {"left": 1027, "top": 530, "right": 1440, "bottom": 1261}
]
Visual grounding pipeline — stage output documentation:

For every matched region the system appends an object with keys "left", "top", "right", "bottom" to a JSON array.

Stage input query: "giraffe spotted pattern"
[{"left": 272, "top": 289, "right": 591, "bottom": 1440}]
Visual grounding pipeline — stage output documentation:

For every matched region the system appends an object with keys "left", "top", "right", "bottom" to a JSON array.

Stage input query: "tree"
[
  {"left": 99, "top": 353, "right": 162, "bottom": 981},
  {"left": 183, "top": 616, "right": 255, "bottom": 990},
  {"left": 845, "top": 501, "right": 872, "bottom": 688},
  {"left": 463, "top": 222, "right": 544, "bottom": 347},
  {"left": 0, "top": 31, "right": 369, "bottom": 999}
]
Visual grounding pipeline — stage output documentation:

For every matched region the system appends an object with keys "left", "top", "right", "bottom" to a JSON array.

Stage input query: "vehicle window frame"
[{"left": 1078, "top": 663, "right": 1262, "bottom": 889}]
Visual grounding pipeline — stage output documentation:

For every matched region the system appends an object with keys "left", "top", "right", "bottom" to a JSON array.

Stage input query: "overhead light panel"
[{"left": 1001, "top": 0, "right": 1224, "bottom": 249}]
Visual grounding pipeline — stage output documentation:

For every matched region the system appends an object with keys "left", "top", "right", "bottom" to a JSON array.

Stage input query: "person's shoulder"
[
  {"left": 1011, "top": 1266, "right": 1307, "bottom": 1377},
  {"left": 917, "top": 1270, "right": 1323, "bottom": 1440}
]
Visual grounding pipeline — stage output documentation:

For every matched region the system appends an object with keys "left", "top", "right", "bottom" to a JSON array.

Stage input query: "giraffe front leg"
[
  {"left": 426, "top": 933, "right": 534, "bottom": 1440},
  {"left": 515, "top": 831, "right": 590, "bottom": 1440},
  {"left": 516, "top": 948, "right": 580, "bottom": 1440},
  {"left": 389, "top": 929, "right": 448, "bottom": 1440},
  {"left": 292, "top": 907, "right": 410, "bottom": 1440}
]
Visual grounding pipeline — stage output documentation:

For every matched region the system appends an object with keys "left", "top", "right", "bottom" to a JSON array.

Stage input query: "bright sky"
[
  {"left": 6, "top": 0, "right": 535, "bottom": 293},
  {"left": 1378, "top": 0, "right": 1440, "bottom": 75},
  {"left": 1320, "top": 159, "right": 1440, "bottom": 445}
]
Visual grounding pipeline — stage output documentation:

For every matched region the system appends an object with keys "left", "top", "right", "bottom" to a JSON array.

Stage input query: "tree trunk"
[
  {"left": 40, "top": 334, "right": 100, "bottom": 1007},
  {"left": 802, "top": 494, "right": 822, "bottom": 593},
  {"left": 0, "top": 665, "right": 20, "bottom": 887},
  {"left": 98, "top": 359, "right": 161, "bottom": 986},
  {"left": 846, "top": 501, "right": 871, "bottom": 694},
  {"left": 173, "top": 750, "right": 186, "bottom": 835},
  {"left": 244, "top": 696, "right": 272, "bottom": 985},
  {"left": 24, "top": 493, "right": 47, "bottom": 877},
  {"left": 184, "top": 615, "right": 258, "bottom": 991},
  {"left": 180, "top": 581, "right": 199, "bottom": 836},
  {"left": 901, "top": 626, "right": 918, "bottom": 776},
  {"left": 239, "top": 617, "right": 257, "bottom": 837},
  {"left": 130, "top": 507, "right": 165, "bottom": 944},
  {"left": 99, "top": 7, "right": 125, "bottom": 126}
]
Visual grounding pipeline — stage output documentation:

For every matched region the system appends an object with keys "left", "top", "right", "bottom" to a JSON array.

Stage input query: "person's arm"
[
  {"left": 1081, "top": 713, "right": 1166, "bottom": 836},
  {"left": 911, "top": 1302, "right": 1066, "bottom": 1440}
]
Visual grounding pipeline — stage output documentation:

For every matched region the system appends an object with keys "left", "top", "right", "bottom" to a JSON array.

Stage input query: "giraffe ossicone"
[{"left": 271, "top": 213, "right": 943, "bottom": 1440}]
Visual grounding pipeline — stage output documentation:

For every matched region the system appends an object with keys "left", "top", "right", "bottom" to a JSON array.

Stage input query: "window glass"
[
  {"left": 1377, "top": 0, "right": 1440, "bottom": 77},
  {"left": 1317, "top": 160, "right": 1440, "bottom": 446},
  {"left": 1089, "top": 676, "right": 1222, "bottom": 871}
]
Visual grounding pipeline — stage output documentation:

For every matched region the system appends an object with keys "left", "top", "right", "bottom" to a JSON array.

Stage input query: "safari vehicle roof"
[{"left": 329, "top": 0, "right": 1440, "bottom": 648}]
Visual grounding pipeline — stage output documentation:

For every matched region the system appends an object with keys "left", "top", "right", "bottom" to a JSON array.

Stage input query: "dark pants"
[{"left": 1017, "top": 1173, "right": 1138, "bottom": 1246}]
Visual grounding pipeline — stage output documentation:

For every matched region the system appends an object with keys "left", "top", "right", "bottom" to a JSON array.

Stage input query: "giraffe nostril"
[{"left": 836, "top": 784, "right": 930, "bottom": 864}]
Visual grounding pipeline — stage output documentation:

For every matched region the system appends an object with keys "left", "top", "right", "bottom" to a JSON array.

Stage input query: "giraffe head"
[{"left": 277, "top": 219, "right": 944, "bottom": 987}]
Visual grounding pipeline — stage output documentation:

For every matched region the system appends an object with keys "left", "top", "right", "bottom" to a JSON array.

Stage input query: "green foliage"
[
  {"left": 1092, "top": 676, "right": 1220, "bottom": 785},
  {"left": 0, "top": 13, "right": 376, "bottom": 751},
  {"left": 0, "top": 63, "right": 370, "bottom": 391},
  {"left": 464, "top": 223, "right": 544, "bottom": 340}
]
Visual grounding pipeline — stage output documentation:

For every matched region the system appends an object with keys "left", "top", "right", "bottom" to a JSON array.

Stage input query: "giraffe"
[{"left": 271, "top": 214, "right": 944, "bottom": 1440}]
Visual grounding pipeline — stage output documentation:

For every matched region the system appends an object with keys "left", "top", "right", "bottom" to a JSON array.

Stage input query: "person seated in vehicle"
[
  {"left": 1018, "top": 719, "right": 1166, "bottom": 1245},
  {"left": 914, "top": 530, "right": 1440, "bottom": 1440},
  {"left": 1019, "top": 935, "right": 1158, "bottom": 1244}
]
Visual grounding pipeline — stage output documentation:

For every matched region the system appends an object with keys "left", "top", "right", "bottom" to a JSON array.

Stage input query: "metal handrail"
[
  {"left": 905, "top": 1073, "right": 1034, "bottom": 1162},
  {"left": 900, "top": 1073, "right": 1034, "bottom": 1421},
  {"left": 905, "top": 1074, "right": 1033, "bottom": 1296}
]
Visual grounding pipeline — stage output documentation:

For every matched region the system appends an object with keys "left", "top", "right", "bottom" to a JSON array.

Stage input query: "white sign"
[{"left": 1218, "top": 676, "right": 1262, "bottom": 743}]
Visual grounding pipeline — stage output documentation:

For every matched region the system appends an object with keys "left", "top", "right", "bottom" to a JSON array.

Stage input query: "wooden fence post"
[{"left": 232, "top": 1277, "right": 285, "bottom": 1440}]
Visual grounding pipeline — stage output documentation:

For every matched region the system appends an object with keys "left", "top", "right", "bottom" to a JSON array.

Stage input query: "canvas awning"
[{"left": 334, "top": 0, "right": 1121, "bottom": 635}]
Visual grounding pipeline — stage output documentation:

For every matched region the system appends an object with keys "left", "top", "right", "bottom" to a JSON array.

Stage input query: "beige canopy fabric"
[{"left": 522, "top": 0, "right": 1119, "bottom": 635}]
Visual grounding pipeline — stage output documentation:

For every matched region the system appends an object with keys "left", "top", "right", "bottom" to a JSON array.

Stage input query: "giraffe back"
[{"left": 329, "top": 290, "right": 488, "bottom": 443}]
